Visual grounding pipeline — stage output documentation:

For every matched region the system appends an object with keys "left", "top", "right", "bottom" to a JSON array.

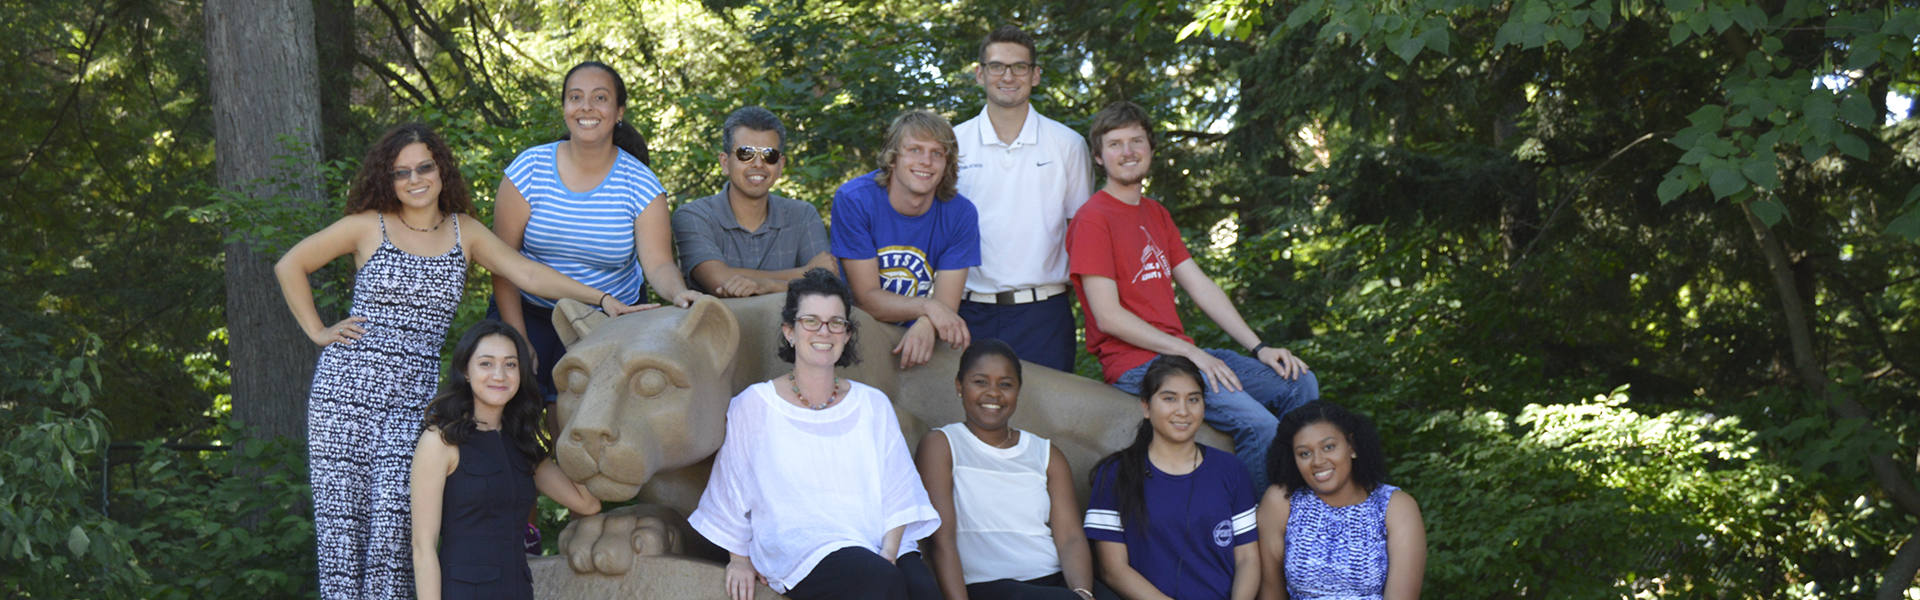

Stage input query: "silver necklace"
[{"left": 789, "top": 372, "right": 841, "bottom": 410}]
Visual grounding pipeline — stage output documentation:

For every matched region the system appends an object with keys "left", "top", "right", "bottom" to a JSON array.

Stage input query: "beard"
[{"left": 1106, "top": 169, "right": 1147, "bottom": 187}]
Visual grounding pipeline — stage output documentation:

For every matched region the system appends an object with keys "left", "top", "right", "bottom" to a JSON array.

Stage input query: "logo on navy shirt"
[
  {"left": 877, "top": 245, "right": 933, "bottom": 298},
  {"left": 1212, "top": 519, "right": 1233, "bottom": 547}
]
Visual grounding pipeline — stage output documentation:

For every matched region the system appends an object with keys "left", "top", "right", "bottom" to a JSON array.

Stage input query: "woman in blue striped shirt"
[{"left": 491, "top": 61, "right": 701, "bottom": 438}]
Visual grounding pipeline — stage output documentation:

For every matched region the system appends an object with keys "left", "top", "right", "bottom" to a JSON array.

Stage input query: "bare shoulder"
[
  {"left": 916, "top": 429, "right": 951, "bottom": 456},
  {"left": 1046, "top": 442, "right": 1072, "bottom": 470},
  {"left": 1259, "top": 485, "right": 1293, "bottom": 519},
  {"left": 1386, "top": 488, "right": 1422, "bottom": 518},
  {"left": 415, "top": 426, "right": 452, "bottom": 451},
  {"left": 414, "top": 426, "right": 460, "bottom": 471}
]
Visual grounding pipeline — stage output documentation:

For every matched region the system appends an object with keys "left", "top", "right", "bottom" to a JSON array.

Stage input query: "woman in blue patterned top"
[
  {"left": 1084, "top": 356, "right": 1260, "bottom": 600},
  {"left": 491, "top": 61, "right": 701, "bottom": 438},
  {"left": 1255, "top": 402, "right": 1426, "bottom": 600}
]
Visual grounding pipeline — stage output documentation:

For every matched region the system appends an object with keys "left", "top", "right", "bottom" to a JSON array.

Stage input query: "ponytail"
[
  {"left": 1091, "top": 418, "right": 1156, "bottom": 528},
  {"left": 611, "top": 121, "right": 652, "bottom": 167}
]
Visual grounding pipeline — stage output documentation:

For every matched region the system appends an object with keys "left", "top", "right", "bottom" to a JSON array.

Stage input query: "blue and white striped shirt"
[{"left": 503, "top": 142, "right": 666, "bottom": 308}]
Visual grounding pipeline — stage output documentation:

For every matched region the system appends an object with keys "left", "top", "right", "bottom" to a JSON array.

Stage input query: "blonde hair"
[{"left": 873, "top": 110, "right": 960, "bottom": 201}]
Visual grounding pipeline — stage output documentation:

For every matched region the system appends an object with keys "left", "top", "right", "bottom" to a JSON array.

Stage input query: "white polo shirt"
[{"left": 954, "top": 104, "right": 1093, "bottom": 295}]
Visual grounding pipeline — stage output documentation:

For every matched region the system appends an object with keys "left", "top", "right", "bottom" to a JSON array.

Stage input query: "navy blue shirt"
[
  {"left": 828, "top": 170, "right": 981, "bottom": 325},
  {"left": 1084, "top": 445, "right": 1258, "bottom": 600}
]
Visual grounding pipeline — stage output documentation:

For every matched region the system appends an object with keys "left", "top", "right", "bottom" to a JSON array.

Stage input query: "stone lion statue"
[{"left": 529, "top": 294, "right": 1230, "bottom": 599}]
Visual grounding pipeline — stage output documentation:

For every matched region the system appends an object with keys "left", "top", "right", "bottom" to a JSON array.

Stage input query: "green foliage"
[
  {"left": 0, "top": 334, "right": 149, "bottom": 597},
  {"left": 12, "top": 0, "right": 1920, "bottom": 595},
  {"left": 113, "top": 428, "right": 315, "bottom": 599},
  {"left": 1384, "top": 388, "right": 1804, "bottom": 598},
  {"left": 1, "top": 330, "right": 315, "bottom": 598}
]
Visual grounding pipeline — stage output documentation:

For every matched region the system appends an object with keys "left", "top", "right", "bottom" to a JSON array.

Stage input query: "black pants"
[
  {"left": 966, "top": 571, "right": 1122, "bottom": 600},
  {"left": 785, "top": 548, "right": 939, "bottom": 600}
]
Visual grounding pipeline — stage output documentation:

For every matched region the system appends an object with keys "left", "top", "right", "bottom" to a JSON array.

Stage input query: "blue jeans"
[{"left": 1114, "top": 349, "right": 1319, "bottom": 491}]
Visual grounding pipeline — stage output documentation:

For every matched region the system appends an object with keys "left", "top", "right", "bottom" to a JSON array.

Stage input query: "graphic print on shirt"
[
  {"left": 1213, "top": 519, "right": 1234, "bottom": 547},
  {"left": 878, "top": 245, "right": 933, "bottom": 298},
  {"left": 1132, "top": 226, "right": 1173, "bottom": 284}
]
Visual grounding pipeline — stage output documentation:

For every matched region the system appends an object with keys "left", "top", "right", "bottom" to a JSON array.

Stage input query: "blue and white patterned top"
[
  {"left": 1285, "top": 484, "right": 1397, "bottom": 600},
  {"left": 503, "top": 142, "right": 666, "bottom": 308}
]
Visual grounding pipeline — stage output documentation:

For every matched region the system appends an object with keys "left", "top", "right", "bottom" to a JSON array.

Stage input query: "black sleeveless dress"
[{"left": 439, "top": 429, "right": 537, "bottom": 600}]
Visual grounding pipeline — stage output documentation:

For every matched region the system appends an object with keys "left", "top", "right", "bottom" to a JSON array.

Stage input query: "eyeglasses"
[
  {"left": 391, "top": 162, "right": 438, "bottom": 181},
  {"left": 733, "top": 146, "right": 783, "bottom": 165},
  {"left": 983, "top": 62, "right": 1034, "bottom": 76},
  {"left": 794, "top": 316, "right": 849, "bottom": 333}
]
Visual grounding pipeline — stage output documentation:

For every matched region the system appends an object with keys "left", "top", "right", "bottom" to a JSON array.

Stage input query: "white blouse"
[
  {"left": 939, "top": 422, "right": 1063, "bottom": 584},
  {"left": 688, "top": 381, "right": 941, "bottom": 592}
]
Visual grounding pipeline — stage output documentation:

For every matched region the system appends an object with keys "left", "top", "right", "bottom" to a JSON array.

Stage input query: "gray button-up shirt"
[{"left": 672, "top": 186, "right": 831, "bottom": 293}]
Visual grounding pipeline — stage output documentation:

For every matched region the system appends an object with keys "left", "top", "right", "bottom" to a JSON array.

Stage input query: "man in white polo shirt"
[{"left": 954, "top": 24, "right": 1092, "bottom": 373}]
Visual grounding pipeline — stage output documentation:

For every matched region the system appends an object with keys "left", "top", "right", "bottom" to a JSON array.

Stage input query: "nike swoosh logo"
[{"left": 1035, "top": 161, "right": 1053, "bottom": 167}]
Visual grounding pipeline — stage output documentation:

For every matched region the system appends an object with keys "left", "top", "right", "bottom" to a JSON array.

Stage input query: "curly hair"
[
  {"left": 1267, "top": 400, "right": 1389, "bottom": 495},
  {"left": 423, "top": 321, "right": 550, "bottom": 465},
  {"left": 343, "top": 123, "right": 475, "bottom": 217},
  {"left": 872, "top": 109, "right": 960, "bottom": 201},
  {"left": 1090, "top": 355, "right": 1204, "bottom": 527},
  {"left": 777, "top": 267, "right": 861, "bottom": 367}
]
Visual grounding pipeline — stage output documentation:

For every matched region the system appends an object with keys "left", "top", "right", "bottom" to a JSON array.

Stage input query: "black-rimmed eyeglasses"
[
  {"left": 983, "top": 62, "right": 1034, "bottom": 76},
  {"left": 795, "top": 316, "right": 849, "bottom": 333}
]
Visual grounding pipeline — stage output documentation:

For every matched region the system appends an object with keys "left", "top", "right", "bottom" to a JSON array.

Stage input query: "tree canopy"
[{"left": 3, "top": 0, "right": 1917, "bottom": 597}]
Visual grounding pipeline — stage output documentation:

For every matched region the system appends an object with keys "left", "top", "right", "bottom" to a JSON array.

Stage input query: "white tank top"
[{"left": 939, "top": 422, "right": 1062, "bottom": 584}]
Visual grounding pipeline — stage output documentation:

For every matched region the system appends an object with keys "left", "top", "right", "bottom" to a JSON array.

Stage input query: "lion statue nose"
[{"left": 570, "top": 425, "right": 620, "bottom": 453}]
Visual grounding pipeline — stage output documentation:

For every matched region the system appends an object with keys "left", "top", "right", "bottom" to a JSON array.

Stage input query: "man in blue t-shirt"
[{"left": 831, "top": 109, "right": 981, "bottom": 369}]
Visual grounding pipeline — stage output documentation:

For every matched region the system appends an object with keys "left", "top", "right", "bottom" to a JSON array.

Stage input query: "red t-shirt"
[{"left": 1066, "top": 190, "right": 1194, "bottom": 382}]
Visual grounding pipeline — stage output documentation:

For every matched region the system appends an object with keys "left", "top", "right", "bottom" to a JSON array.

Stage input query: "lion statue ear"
[
  {"left": 675, "top": 296, "right": 740, "bottom": 370},
  {"left": 552, "top": 298, "right": 609, "bottom": 348}
]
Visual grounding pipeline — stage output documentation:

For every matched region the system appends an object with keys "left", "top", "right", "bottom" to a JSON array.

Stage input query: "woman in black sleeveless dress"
[{"left": 410, "top": 321, "right": 601, "bottom": 600}]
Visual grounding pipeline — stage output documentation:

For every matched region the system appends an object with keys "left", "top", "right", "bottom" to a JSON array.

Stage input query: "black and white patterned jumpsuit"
[{"left": 307, "top": 214, "right": 464, "bottom": 600}]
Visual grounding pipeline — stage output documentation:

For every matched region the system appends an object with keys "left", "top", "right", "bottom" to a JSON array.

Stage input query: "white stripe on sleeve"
[{"left": 1084, "top": 509, "right": 1124, "bottom": 532}]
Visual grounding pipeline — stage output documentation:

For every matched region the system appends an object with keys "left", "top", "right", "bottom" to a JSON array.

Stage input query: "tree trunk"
[
  {"left": 207, "top": 0, "right": 325, "bottom": 441},
  {"left": 313, "top": 0, "right": 357, "bottom": 162},
  {"left": 1741, "top": 202, "right": 1920, "bottom": 599}
]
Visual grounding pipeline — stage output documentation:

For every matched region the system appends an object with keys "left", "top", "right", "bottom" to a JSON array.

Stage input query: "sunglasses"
[
  {"left": 733, "top": 146, "right": 783, "bottom": 165},
  {"left": 794, "top": 316, "right": 849, "bottom": 333},
  {"left": 391, "top": 162, "right": 438, "bottom": 181}
]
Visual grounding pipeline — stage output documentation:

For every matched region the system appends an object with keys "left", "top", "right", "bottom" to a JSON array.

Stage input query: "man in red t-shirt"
[{"left": 1065, "top": 101, "right": 1319, "bottom": 490}]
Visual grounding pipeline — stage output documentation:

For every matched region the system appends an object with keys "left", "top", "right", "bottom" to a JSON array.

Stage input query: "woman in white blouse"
[{"left": 689, "top": 267, "right": 942, "bottom": 600}]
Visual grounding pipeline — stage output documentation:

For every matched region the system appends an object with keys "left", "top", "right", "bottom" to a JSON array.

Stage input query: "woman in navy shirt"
[{"left": 1085, "top": 356, "right": 1260, "bottom": 600}]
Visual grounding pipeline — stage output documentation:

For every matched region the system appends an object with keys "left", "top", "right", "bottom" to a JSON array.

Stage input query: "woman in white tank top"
[{"left": 915, "top": 340, "right": 1119, "bottom": 600}]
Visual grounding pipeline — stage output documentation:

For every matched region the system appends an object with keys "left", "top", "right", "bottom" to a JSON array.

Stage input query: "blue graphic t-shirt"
[
  {"left": 1083, "top": 445, "right": 1258, "bottom": 600},
  {"left": 829, "top": 170, "right": 981, "bottom": 324}
]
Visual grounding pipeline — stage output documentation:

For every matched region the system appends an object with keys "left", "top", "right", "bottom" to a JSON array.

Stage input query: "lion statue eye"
[
  {"left": 631, "top": 369, "right": 670, "bottom": 398},
  {"left": 564, "top": 369, "right": 590, "bottom": 395}
]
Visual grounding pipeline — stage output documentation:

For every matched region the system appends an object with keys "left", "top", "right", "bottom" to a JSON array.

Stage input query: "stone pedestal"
[{"left": 532, "top": 554, "right": 788, "bottom": 600}]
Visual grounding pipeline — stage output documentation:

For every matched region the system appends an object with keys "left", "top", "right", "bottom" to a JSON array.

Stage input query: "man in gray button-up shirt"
[{"left": 674, "top": 106, "right": 836, "bottom": 296}]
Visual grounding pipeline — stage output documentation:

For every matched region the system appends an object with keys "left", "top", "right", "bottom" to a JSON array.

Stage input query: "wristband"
[
  {"left": 597, "top": 292, "right": 612, "bottom": 311},
  {"left": 1250, "top": 341, "right": 1270, "bottom": 355},
  {"left": 1073, "top": 589, "right": 1094, "bottom": 600}
]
